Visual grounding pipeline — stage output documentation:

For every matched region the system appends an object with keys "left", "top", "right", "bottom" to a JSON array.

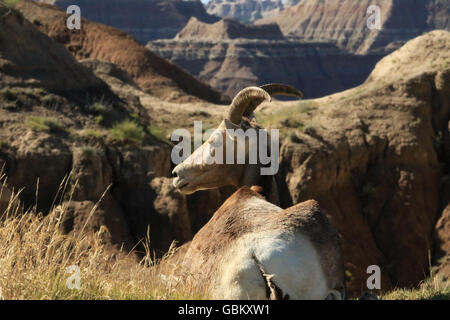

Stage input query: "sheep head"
[{"left": 172, "top": 84, "right": 303, "bottom": 195}]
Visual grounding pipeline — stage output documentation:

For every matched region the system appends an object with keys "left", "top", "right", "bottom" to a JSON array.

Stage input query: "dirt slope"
[{"left": 16, "top": 0, "right": 229, "bottom": 104}]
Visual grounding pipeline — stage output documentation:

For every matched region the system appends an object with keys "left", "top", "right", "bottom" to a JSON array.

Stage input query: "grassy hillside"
[{"left": 0, "top": 175, "right": 205, "bottom": 300}]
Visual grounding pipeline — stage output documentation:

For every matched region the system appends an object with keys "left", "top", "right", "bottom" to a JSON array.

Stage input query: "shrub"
[
  {"left": 79, "top": 146, "right": 99, "bottom": 158},
  {"left": 148, "top": 125, "right": 166, "bottom": 142},
  {"left": 2, "top": 0, "right": 19, "bottom": 9},
  {"left": 94, "top": 115, "right": 104, "bottom": 125},
  {"left": 109, "top": 120, "right": 145, "bottom": 146},
  {"left": 26, "top": 116, "right": 65, "bottom": 133},
  {"left": 81, "top": 129, "right": 104, "bottom": 138},
  {"left": 0, "top": 140, "right": 9, "bottom": 149},
  {"left": 0, "top": 88, "right": 16, "bottom": 101},
  {"left": 87, "top": 102, "right": 111, "bottom": 115}
]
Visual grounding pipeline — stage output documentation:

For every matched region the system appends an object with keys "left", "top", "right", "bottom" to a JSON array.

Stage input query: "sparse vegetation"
[
  {"left": 148, "top": 125, "right": 166, "bottom": 142},
  {"left": 26, "top": 116, "right": 65, "bottom": 133},
  {"left": 383, "top": 277, "right": 450, "bottom": 300},
  {"left": 281, "top": 118, "right": 304, "bottom": 129},
  {"left": 0, "top": 140, "right": 9, "bottom": 149},
  {"left": 79, "top": 145, "right": 99, "bottom": 158},
  {"left": 80, "top": 128, "right": 105, "bottom": 139},
  {"left": 0, "top": 88, "right": 16, "bottom": 101},
  {"left": 434, "top": 131, "right": 444, "bottom": 150},
  {"left": 1, "top": 0, "right": 19, "bottom": 9},
  {"left": 296, "top": 101, "right": 315, "bottom": 114},
  {"left": 109, "top": 120, "right": 145, "bottom": 146},
  {"left": 130, "top": 112, "right": 140, "bottom": 123},
  {"left": 188, "top": 111, "right": 210, "bottom": 118},
  {"left": 87, "top": 101, "right": 111, "bottom": 115},
  {"left": 94, "top": 115, "right": 104, "bottom": 125}
]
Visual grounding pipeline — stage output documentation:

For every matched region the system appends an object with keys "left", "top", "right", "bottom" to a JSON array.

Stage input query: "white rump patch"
[{"left": 213, "top": 230, "right": 329, "bottom": 300}]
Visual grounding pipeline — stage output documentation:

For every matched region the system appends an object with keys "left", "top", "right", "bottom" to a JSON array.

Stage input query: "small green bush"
[
  {"left": 148, "top": 125, "right": 166, "bottom": 142},
  {"left": 0, "top": 88, "right": 16, "bottom": 101},
  {"left": 130, "top": 113, "right": 140, "bottom": 122},
  {"left": 2, "top": 0, "right": 19, "bottom": 8},
  {"left": 109, "top": 120, "right": 145, "bottom": 146},
  {"left": 0, "top": 140, "right": 10, "bottom": 149},
  {"left": 81, "top": 129, "right": 104, "bottom": 138},
  {"left": 80, "top": 146, "right": 99, "bottom": 158},
  {"left": 26, "top": 116, "right": 65, "bottom": 133},
  {"left": 87, "top": 102, "right": 111, "bottom": 115},
  {"left": 94, "top": 115, "right": 104, "bottom": 125}
]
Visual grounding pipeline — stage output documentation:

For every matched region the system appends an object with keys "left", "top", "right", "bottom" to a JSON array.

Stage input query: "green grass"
[
  {"left": 87, "top": 102, "right": 111, "bottom": 115},
  {"left": 26, "top": 116, "right": 65, "bottom": 133},
  {"left": 2, "top": 0, "right": 19, "bottom": 8},
  {"left": 79, "top": 146, "right": 99, "bottom": 158},
  {"left": 383, "top": 278, "right": 450, "bottom": 300},
  {"left": 0, "top": 140, "right": 9, "bottom": 149},
  {"left": 257, "top": 100, "right": 316, "bottom": 138},
  {"left": 148, "top": 125, "right": 166, "bottom": 142},
  {"left": 0, "top": 88, "right": 16, "bottom": 101},
  {"left": 81, "top": 128, "right": 104, "bottom": 138},
  {"left": 109, "top": 120, "right": 145, "bottom": 146}
]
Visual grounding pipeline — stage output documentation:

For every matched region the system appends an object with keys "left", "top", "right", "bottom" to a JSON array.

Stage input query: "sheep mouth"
[{"left": 173, "top": 177, "right": 189, "bottom": 190}]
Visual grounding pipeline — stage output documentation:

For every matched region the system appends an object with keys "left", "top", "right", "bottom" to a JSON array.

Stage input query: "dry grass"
[
  {"left": 0, "top": 174, "right": 206, "bottom": 300},
  {"left": 0, "top": 171, "right": 448, "bottom": 300},
  {"left": 382, "top": 277, "right": 450, "bottom": 300}
]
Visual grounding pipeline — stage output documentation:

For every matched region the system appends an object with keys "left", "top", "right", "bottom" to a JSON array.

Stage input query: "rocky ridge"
[
  {"left": 257, "top": 0, "right": 450, "bottom": 54},
  {"left": 206, "top": 0, "right": 301, "bottom": 24},
  {"left": 148, "top": 17, "right": 382, "bottom": 98},
  {"left": 37, "top": 0, "right": 220, "bottom": 42}
]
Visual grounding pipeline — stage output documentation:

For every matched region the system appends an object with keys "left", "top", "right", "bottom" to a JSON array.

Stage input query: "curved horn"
[
  {"left": 241, "top": 84, "right": 303, "bottom": 117},
  {"left": 260, "top": 83, "right": 303, "bottom": 99},
  {"left": 227, "top": 87, "right": 271, "bottom": 124}
]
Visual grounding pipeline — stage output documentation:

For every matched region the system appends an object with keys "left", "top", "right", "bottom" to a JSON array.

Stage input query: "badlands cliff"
[
  {"left": 37, "top": 0, "right": 220, "bottom": 42},
  {"left": 206, "top": 0, "right": 301, "bottom": 24},
  {"left": 148, "top": 17, "right": 382, "bottom": 98},
  {"left": 257, "top": 0, "right": 450, "bottom": 54}
]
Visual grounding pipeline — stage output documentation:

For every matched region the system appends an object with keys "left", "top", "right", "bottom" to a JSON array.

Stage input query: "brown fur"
[{"left": 183, "top": 187, "right": 345, "bottom": 297}]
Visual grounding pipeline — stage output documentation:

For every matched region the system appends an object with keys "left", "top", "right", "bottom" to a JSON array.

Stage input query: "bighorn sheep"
[{"left": 172, "top": 84, "right": 345, "bottom": 300}]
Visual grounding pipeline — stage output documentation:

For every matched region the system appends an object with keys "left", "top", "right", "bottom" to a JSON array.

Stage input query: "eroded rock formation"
[
  {"left": 257, "top": 0, "right": 450, "bottom": 54},
  {"left": 206, "top": 0, "right": 301, "bottom": 24},
  {"left": 148, "top": 17, "right": 382, "bottom": 98},
  {"left": 37, "top": 0, "right": 220, "bottom": 42}
]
